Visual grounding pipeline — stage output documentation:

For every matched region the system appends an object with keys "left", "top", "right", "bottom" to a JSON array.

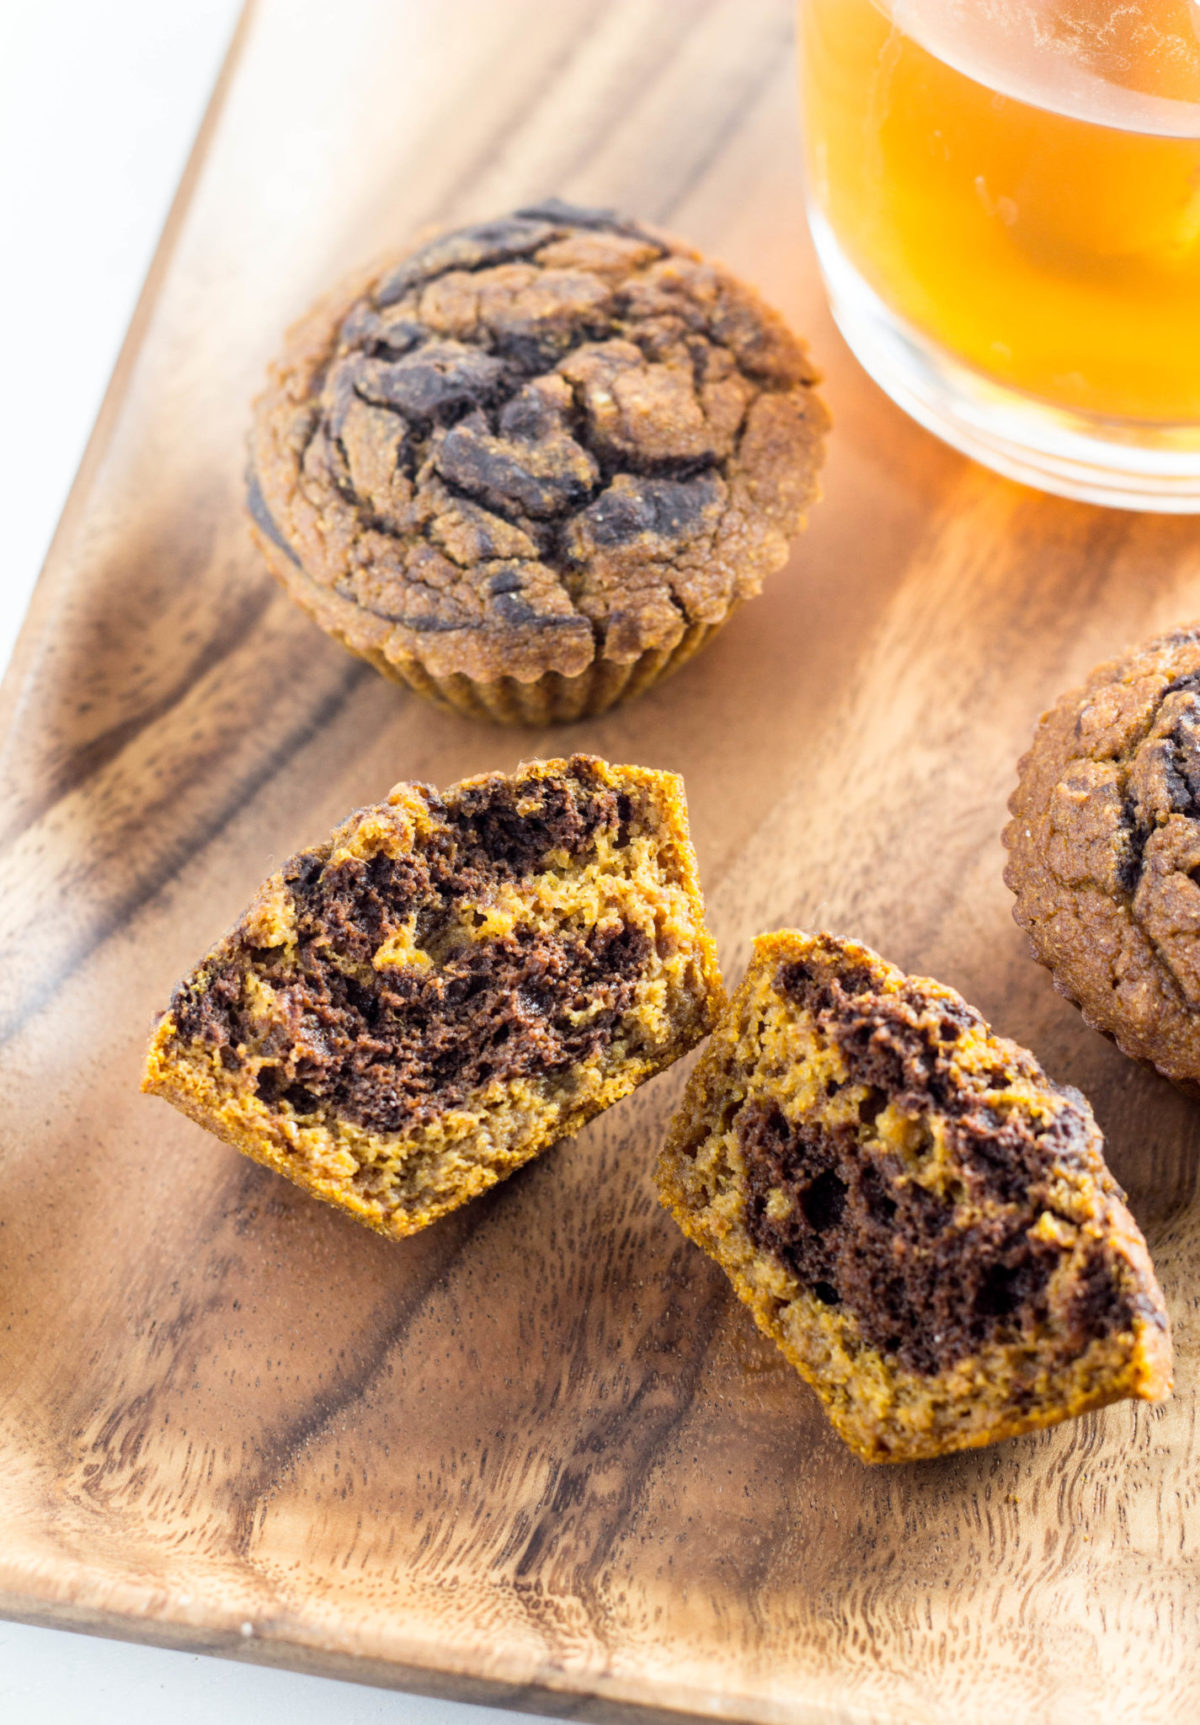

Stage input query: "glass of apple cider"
[{"left": 799, "top": 0, "right": 1200, "bottom": 509}]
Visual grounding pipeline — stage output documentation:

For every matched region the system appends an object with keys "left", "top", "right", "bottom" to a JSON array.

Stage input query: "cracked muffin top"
[
  {"left": 1006, "top": 624, "right": 1200, "bottom": 1089},
  {"left": 248, "top": 200, "right": 828, "bottom": 705}
]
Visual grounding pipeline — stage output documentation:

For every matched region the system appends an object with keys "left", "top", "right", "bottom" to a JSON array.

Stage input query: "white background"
[{"left": 0, "top": 2, "right": 550, "bottom": 1720}]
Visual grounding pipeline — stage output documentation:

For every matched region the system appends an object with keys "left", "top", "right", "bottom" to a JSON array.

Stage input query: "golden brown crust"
[
  {"left": 1005, "top": 624, "right": 1200, "bottom": 1092},
  {"left": 658, "top": 930, "right": 1171, "bottom": 1464},
  {"left": 248, "top": 202, "right": 828, "bottom": 723},
  {"left": 145, "top": 757, "right": 724, "bottom": 1238}
]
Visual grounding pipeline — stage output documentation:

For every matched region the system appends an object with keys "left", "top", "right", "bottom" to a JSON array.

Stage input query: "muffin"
[
  {"left": 657, "top": 931, "right": 1171, "bottom": 1464},
  {"left": 248, "top": 199, "right": 828, "bottom": 723},
  {"left": 144, "top": 756, "right": 723, "bottom": 1238},
  {"left": 1006, "top": 624, "right": 1200, "bottom": 1090}
]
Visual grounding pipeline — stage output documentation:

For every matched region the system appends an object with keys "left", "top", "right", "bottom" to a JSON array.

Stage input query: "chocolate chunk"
[
  {"left": 375, "top": 217, "right": 560, "bottom": 306},
  {"left": 435, "top": 412, "right": 598, "bottom": 518},
  {"left": 486, "top": 567, "right": 525, "bottom": 595},
  {"left": 513, "top": 198, "right": 662, "bottom": 245},
  {"left": 354, "top": 342, "right": 510, "bottom": 420},
  {"left": 492, "top": 591, "right": 535, "bottom": 624},
  {"left": 245, "top": 468, "right": 301, "bottom": 568},
  {"left": 578, "top": 473, "right": 722, "bottom": 549}
]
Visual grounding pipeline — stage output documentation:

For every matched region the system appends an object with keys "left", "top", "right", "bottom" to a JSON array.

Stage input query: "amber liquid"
[{"left": 801, "top": 0, "right": 1200, "bottom": 423}]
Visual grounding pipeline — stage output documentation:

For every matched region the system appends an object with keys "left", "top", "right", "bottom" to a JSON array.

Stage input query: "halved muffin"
[
  {"left": 145, "top": 756, "right": 722, "bottom": 1237},
  {"left": 657, "top": 930, "right": 1171, "bottom": 1463}
]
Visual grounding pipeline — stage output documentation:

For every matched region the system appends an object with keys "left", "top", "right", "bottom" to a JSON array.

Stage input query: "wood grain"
[{"left": 3, "top": 1, "right": 1200, "bottom": 1719}]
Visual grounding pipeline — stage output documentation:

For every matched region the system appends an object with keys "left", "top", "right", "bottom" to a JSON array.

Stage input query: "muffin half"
[
  {"left": 145, "top": 757, "right": 723, "bottom": 1237},
  {"left": 248, "top": 199, "right": 828, "bottom": 723},
  {"left": 657, "top": 931, "right": 1171, "bottom": 1463}
]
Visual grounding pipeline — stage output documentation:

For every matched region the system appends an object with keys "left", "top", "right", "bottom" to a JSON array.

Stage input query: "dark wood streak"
[
  {"left": 0, "top": 657, "right": 370, "bottom": 1046},
  {"left": 0, "top": 574, "right": 277, "bottom": 850},
  {"left": 510, "top": 1266, "right": 733, "bottom": 1668},
  {"left": 227, "top": 1191, "right": 499, "bottom": 1556}
]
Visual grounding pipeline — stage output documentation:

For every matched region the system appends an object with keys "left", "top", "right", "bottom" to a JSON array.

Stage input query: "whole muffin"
[
  {"left": 1005, "top": 624, "right": 1200, "bottom": 1089},
  {"left": 248, "top": 199, "right": 828, "bottom": 724}
]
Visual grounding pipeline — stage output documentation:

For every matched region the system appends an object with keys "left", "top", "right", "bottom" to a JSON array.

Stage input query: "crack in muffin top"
[{"left": 250, "top": 200, "right": 827, "bottom": 683}]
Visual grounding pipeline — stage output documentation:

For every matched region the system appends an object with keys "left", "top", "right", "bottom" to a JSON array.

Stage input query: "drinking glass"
[{"left": 798, "top": 0, "right": 1200, "bottom": 509}]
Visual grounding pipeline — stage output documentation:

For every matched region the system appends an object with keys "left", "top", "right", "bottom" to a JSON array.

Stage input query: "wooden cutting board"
[{"left": 3, "top": 2, "right": 1200, "bottom": 1718}]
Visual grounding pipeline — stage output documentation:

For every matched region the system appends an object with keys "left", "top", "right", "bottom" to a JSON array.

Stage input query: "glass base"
[{"left": 809, "top": 208, "right": 1200, "bottom": 513}]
